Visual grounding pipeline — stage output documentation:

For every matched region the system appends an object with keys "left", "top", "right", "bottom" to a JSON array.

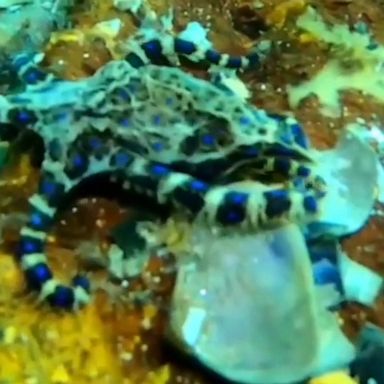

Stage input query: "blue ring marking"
[
  {"left": 205, "top": 49, "right": 222, "bottom": 65},
  {"left": 23, "top": 67, "right": 47, "bottom": 85},
  {"left": 230, "top": 191, "right": 249, "bottom": 205},
  {"left": 40, "top": 181, "right": 56, "bottom": 196},
  {"left": 47, "top": 285, "right": 75, "bottom": 309},
  {"left": 25, "top": 263, "right": 53, "bottom": 290},
  {"left": 16, "top": 110, "right": 35, "bottom": 124},
  {"left": 171, "top": 179, "right": 207, "bottom": 213},
  {"left": 116, "top": 88, "right": 131, "bottom": 101},
  {"left": 72, "top": 274, "right": 91, "bottom": 293},
  {"left": 151, "top": 142, "right": 165, "bottom": 152},
  {"left": 65, "top": 152, "right": 90, "bottom": 179},
  {"left": 119, "top": 118, "right": 131, "bottom": 127},
  {"left": 216, "top": 191, "right": 248, "bottom": 224},
  {"left": 125, "top": 53, "right": 146, "bottom": 68},
  {"left": 297, "top": 165, "right": 311, "bottom": 178},
  {"left": 72, "top": 153, "right": 87, "bottom": 169},
  {"left": 141, "top": 39, "right": 163, "bottom": 58},
  {"left": 88, "top": 137, "right": 104, "bottom": 151},
  {"left": 264, "top": 189, "right": 292, "bottom": 218},
  {"left": 19, "top": 236, "right": 43, "bottom": 255},
  {"left": 7, "top": 108, "right": 38, "bottom": 126},
  {"left": 111, "top": 151, "right": 133, "bottom": 168},
  {"left": 290, "top": 123, "right": 310, "bottom": 149},
  {"left": 151, "top": 164, "right": 170, "bottom": 177},
  {"left": 303, "top": 195, "right": 318, "bottom": 214},
  {"left": 239, "top": 116, "right": 252, "bottom": 126},
  {"left": 39, "top": 178, "right": 63, "bottom": 201},
  {"left": 201, "top": 134, "right": 216, "bottom": 146},
  {"left": 174, "top": 38, "right": 197, "bottom": 55},
  {"left": 226, "top": 56, "right": 243, "bottom": 69},
  {"left": 312, "top": 259, "right": 342, "bottom": 289},
  {"left": 190, "top": 180, "right": 209, "bottom": 192},
  {"left": 28, "top": 209, "right": 52, "bottom": 232}
]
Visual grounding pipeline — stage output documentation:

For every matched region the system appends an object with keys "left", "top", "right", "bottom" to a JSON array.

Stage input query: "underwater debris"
[
  {"left": 287, "top": 6, "right": 384, "bottom": 117},
  {"left": 168, "top": 222, "right": 355, "bottom": 384},
  {"left": 306, "top": 124, "right": 378, "bottom": 238}
]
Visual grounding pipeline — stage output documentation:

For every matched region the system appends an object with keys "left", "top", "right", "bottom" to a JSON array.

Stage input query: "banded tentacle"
[
  {"left": 122, "top": 0, "right": 262, "bottom": 71},
  {"left": 122, "top": 156, "right": 323, "bottom": 227},
  {"left": 124, "top": 1, "right": 261, "bottom": 70},
  {"left": 173, "top": 37, "right": 261, "bottom": 70},
  {"left": 17, "top": 134, "right": 137, "bottom": 309},
  {"left": 124, "top": 36, "right": 262, "bottom": 70},
  {"left": 19, "top": 176, "right": 91, "bottom": 309}
]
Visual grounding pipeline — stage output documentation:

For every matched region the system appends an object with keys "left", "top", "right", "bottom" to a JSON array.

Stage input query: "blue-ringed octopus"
[{"left": 0, "top": 1, "right": 327, "bottom": 310}]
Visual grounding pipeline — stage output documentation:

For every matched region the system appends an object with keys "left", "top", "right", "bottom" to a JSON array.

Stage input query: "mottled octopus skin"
[{"left": 0, "top": 9, "right": 327, "bottom": 310}]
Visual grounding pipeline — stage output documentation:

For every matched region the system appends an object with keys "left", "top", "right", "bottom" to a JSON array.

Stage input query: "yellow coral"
[
  {"left": 0, "top": 254, "right": 25, "bottom": 296},
  {"left": 145, "top": 365, "right": 171, "bottom": 384},
  {"left": 0, "top": 154, "right": 33, "bottom": 187},
  {"left": 50, "top": 364, "right": 70, "bottom": 383},
  {"left": 310, "top": 371, "right": 358, "bottom": 384},
  {"left": 266, "top": 0, "right": 307, "bottom": 29}
]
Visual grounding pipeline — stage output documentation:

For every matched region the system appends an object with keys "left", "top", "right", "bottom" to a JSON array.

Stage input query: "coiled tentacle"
[
  {"left": 19, "top": 175, "right": 91, "bottom": 309},
  {"left": 17, "top": 134, "right": 125, "bottom": 309}
]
